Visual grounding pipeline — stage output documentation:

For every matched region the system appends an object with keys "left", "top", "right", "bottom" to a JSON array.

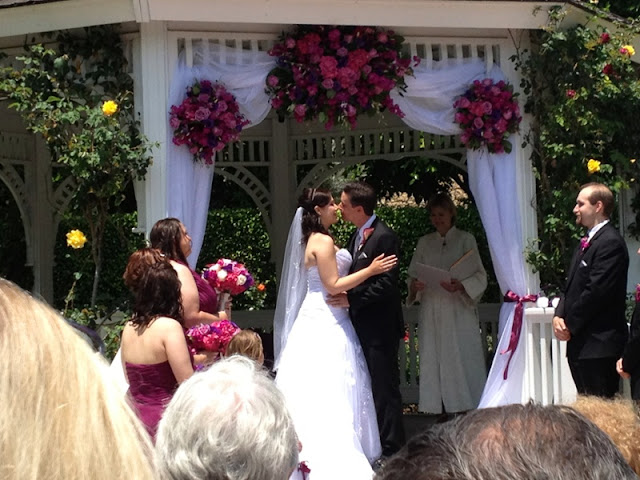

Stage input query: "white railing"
[
  {"left": 103, "top": 304, "right": 629, "bottom": 405},
  {"left": 231, "top": 303, "right": 502, "bottom": 405},
  {"left": 523, "top": 307, "right": 576, "bottom": 405}
]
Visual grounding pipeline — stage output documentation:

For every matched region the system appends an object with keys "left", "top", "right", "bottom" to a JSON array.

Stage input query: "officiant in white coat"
[{"left": 407, "top": 193, "right": 488, "bottom": 415}]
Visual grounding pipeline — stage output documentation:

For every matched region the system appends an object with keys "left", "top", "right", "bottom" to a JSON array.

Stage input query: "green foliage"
[
  {"left": 54, "top": 212, "right": 146, "bottom": 309},
  {"left": 198, "top": 208, "right": 276, "bottom": 310},
  {"left": 515, "top": 10, "right": 640, "bottom": 292},
  {"left": 0, "top": 183, "right": 33, "bottom": 289},
  {"left": 0, "top": 26, "right": 155, "bottom": 305}
]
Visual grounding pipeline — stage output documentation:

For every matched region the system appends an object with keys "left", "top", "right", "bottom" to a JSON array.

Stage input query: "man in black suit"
[
  {"left": 553, "top": 182, "right": 629, "bottom": 398},
  {"left": 328, "top": 181, "right": 406, "bottom": 460},
  {"left": 617, "top": 272, "right": 640, "bottom": 401}
]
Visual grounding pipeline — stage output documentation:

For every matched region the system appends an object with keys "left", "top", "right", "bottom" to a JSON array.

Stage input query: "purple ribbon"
[{"left": 500, "top": 290, "right": 538, "bottom": 379}]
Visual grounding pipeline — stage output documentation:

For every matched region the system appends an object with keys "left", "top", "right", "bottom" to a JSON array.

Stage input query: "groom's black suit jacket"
[
  {"left": 555, "top": 222, "right": 629, "bottom": 361},
  {"left": 347, "top": 217, "right": 404, "bottom": 345},
  {"left": 347, "top": 216, "right": 406, "bottom": 456}
]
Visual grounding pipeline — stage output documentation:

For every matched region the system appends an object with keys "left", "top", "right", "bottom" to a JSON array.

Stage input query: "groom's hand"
[{"left": 326, "top": 292, "right": 350, "bottom": 307}]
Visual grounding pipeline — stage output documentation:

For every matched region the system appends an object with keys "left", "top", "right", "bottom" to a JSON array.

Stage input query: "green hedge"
[{"left": 32, "top": 205, "right": 500, "bottom": 312}]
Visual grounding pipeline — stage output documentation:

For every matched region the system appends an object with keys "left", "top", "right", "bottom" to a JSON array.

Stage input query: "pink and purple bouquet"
[
  {"left": 185, "top": 319, "right": 240, "bottom": 356},
  {"left": 203, "top": 258, "right": 255, "bottom": 296},
  {"left": 169, "top": 79, "right": 250, "bottom": 164},
  {"left": 453, "top": 79, "right": 522, "bottom": 154},
  {"left": 266, "top": 25, "right": 419, "bottom": 130}
]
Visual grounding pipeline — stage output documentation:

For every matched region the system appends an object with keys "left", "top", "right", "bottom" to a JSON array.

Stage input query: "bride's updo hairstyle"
[{"left": 298, "top": 187, "right": 332, "bottom": 243}]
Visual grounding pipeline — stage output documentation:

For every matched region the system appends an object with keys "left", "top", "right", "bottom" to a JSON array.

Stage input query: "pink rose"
[
  {"left": 377, "top": 32, "right": 388, "bottom": 43},
  {"left": 473, "top": 117, "right": 484, "bottom": 129},
  {"left": 169, "top": 117, "right": 180, "bottom": 129},
  {"left": 599, "top": 33, "right": 610, "bottom": 44},
  {"left": 286, "top": 37, "right": 296, "bottom": 49},
  {"left": 267, "top": 75, "right": 279, "bottom": 87},
  {"left": 294, "top": 104, "right": 307, "bottom": 117},
  {"left": 566, "top": 89, "right": 576, "bottom": 98},
  {"left": 319, "top": 56, "right": 339, "bottom": 79},
  {"left": 322, "top": 78, "right": 334, "bottom": 89}
]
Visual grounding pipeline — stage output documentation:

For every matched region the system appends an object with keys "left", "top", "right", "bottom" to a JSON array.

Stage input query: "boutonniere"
[
  {"left": 579, "top": 236, "right": 590, "bottom": 252},
  {"left": 298, "top": 461, "right": 311, "bottom": 479},
  {"left": 358, "top": 227, "right": 375, "bottom": 250},
  {"left": 635, "top": 284, "right": 640, "bottom": 303}
]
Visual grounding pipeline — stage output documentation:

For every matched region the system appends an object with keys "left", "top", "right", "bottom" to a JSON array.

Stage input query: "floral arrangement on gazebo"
[
  {"left": 170, "top": 80, "right": 250, "bottom": 164},
  {"left": 265, "top": 25, "right": 418, "bottom": 130},
  {"left": 453, "top": 79, "right": 522, "bottom": 154}
]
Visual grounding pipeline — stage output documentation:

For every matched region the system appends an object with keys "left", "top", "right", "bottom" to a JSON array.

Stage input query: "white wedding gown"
[{"left": 276, "top": 249, "right": 381, "bottom": 480}]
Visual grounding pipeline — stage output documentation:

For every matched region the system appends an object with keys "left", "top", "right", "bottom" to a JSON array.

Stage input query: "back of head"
[
  {"left": 150, "top": 217, "right": 187, "bottom": 263},
  {"left": 343, "top": 181, "right": 377, "bottom": 216},
  {"left": 297, "top": 187, "right": 332, "bottom": 243},
  {"left": 127, "top": 253, "right": 184, "bottom": 328},
  {"left": 377, "top": 403, "right": 637, "bottom": 480},
  {"left": 572, "top": 395, "right": 640, "bottom": 475},
  {"left": 156, "top": 356, "right": 298, "bottom": 480},
  {"left": 226, "top": 329, "right": 264, "bottom": 364},
  {"left": 0, "top": 279, "right": 154, "bottom": 480}
]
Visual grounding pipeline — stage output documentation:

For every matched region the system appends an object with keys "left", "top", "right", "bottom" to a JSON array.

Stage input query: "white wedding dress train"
[{"left": 276, "top": 249, "right": 381, "bottom": 480}]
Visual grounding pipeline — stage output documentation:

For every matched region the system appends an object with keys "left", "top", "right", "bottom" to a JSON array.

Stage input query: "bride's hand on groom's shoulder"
[
  {"left": 369, "top": 254, "right": 397, "bottom": 276},
  {"left": 326, "top": 292, "right": 349, "bottom": 307}
]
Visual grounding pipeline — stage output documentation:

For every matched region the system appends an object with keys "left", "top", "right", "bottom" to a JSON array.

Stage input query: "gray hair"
[
  {"left": 155, "top": 356, "right": 299, "bottom": 480},
  {"left": 376, "top": 403, "right": 637, "bottom": 480}
]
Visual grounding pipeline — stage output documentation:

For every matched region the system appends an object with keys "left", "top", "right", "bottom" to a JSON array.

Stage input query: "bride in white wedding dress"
[{"left": 274, "top": 188, "right": 396, "bottom": 480}]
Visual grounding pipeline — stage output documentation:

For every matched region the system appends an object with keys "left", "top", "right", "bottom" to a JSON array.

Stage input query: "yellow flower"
[
  {"left": 631, "top": 158, "right": 637, "bottom": 164},
  {"left": 66, "top": 230, "right": 87, "bottom": 249},
  {"left": 102, "top": 100, "right": 118, "bottom": 116},
  {"left": 621, "top": 45, "right": 635, "bottom": 57},
  {"left": 587, "top": 159, "right": 601, "bottom": 175}
]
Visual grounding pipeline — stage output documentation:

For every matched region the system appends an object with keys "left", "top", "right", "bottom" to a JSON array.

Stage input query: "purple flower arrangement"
[
  {"left": 170, "top": 80, "right": 250, "bottom": 164},
  {"left": 453, "top": 79, "right": 522, "bottom": 154},
  {"left": 185, "top": 319, "right": 240, "bottom": 356},
  {"left": 266, "top": 25, "right": 418, "bottom": 130}
]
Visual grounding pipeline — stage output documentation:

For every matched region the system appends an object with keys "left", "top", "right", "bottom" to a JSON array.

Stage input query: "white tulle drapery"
[
  {"left": 392, "top": 59, "right": 531, "bottom": 407},
  {"left": 167, "top": 44, "right": 273, "bottom": 267},
  {"left": 167, "top": 52, "right": 531, "bottom": 406}
]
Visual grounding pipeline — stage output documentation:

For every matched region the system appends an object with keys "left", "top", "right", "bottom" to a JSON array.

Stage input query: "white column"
[
  {"left": 269, "top": 118, "right": 295, "bottom": 279},
  {"left": 500, "top": 33, "right": 540, "bottom": 295},
  {"left": 136, "top": 21, "right": 170, "bottom": 235}
]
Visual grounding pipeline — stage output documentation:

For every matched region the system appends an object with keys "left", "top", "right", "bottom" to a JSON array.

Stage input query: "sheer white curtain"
[
  {"left": 166, "top": 44, "right": 274, "bottom": 267},
  {"left": 166, "top": 51, "right": 533, "bottom": 405},
  {"left": 394, "top": 60, "right": 532, "bottom": 407}
]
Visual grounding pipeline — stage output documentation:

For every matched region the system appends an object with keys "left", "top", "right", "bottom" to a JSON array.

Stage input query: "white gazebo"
[{"left": 3, "top": 0, "right": 632, "bottom": 406}]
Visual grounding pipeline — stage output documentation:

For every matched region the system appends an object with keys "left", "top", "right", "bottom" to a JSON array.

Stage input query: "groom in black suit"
[
  {"left": 553, "top": 182, "right": 629, "bottom": 398},
  {"left": 328, "top": 181, "right": 406, "bottom": 459}
]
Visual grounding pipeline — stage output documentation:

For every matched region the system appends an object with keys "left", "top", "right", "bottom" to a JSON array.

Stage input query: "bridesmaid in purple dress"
[
  {"left": 120, "top": 248, "right": 194, "bottom": 439},
  {"left": 150, "top": 218, "right": 229, "bottom": 326}
]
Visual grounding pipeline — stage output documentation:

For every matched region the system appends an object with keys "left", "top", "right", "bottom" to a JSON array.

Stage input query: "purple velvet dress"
[{"left": 126, "top": 361, "right": 178, "bottom": 440}]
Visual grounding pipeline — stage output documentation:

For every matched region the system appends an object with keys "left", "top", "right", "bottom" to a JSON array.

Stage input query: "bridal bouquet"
[
  {"left": 185, "top": 319, "right": 240, "bottom": 356},
  {"left": 203, "top": 258, "right": 255, "bottom": 296},
  {"left": 453, "top": 78, "right": 521, "bottom": 154}
]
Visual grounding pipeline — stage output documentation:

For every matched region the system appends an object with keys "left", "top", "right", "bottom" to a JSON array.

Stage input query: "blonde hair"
[
  {"left": 226, "top": 329, "right": 264, "bottom": 364},
  {"left": 572, "top": 395, "right": 640, "bottom": 475},
  {"left": 0, "top": 279, "right": 155, "bottom": 480}
]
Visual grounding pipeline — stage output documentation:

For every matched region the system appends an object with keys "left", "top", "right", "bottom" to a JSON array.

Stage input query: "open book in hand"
[{"left": 414, "top": 249, "right": 481, "bottom": 291}]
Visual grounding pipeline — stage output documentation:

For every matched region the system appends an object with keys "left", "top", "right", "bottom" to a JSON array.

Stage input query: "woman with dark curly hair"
[{"left": 120, "top": 248, "right": 194, "bottom": 439}]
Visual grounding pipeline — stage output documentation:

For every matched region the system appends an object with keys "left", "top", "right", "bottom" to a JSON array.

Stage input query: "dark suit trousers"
[
  {"left": 361, "top": 341, "right": 406, "bottom": 457},
  {"left": 568, "top": 357, "right": 620, "bottom": 398}
]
